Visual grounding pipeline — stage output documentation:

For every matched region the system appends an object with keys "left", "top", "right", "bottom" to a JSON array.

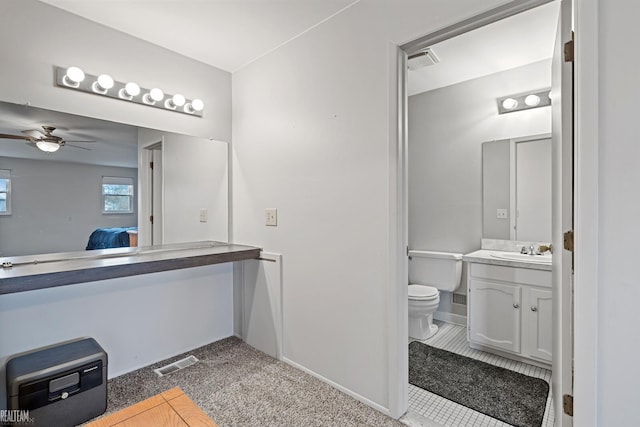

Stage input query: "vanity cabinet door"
[
  {"left": 468, "top": 279, "right": 521, "bottom": 354},
  {"left": 527, "top": 288, "right": 553, "bottom": 362}
]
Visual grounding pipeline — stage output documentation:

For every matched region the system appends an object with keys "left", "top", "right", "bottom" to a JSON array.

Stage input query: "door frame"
[
  {"left": 389, "top": 0, "right": 597, "bottom": 422},
  {"left": 571, "top": 0, "right": 599, "bottom": 425}
]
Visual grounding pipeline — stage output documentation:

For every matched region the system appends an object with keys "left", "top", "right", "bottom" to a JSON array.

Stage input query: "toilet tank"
[{"left": 408, "top": 250, "right": 463, "bottom": 291}]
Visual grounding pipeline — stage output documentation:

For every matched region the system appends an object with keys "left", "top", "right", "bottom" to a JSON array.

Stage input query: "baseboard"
[
  {"left": 433, "top": 311, "right": 466, "bottom": 327},
  {"left": 281, "top": 356, "right": 391, "bottom": 416}
]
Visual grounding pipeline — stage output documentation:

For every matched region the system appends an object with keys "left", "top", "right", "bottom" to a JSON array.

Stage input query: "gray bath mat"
[{"left": 409, "top": 341, "right": 549, "bottom": 427}]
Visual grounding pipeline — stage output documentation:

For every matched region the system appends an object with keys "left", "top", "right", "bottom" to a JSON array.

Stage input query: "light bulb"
[
  {"left": 150, "top": 88, "right": 164, "bottom": 102},
  {"left": 165, "top": 93, "right": 186, "bottom": 110},
  {"left": 120, "top": 82, "right": 141, "bottom": 99},
  {"left": 524, "top": 94, "right": 541, "bottom": 107},
  {"left": 92, "top": 74, "right": 114, "bottom": 94},
  {"left": 184, "top": 98, "right": 204, "bottom": 114},
  {"left": 191, "top": 99, "right": 204, "bottom": 111},
  {"left": 36, "top": 140, "right": 60, "bottom": 153},
  {"left": 172, "top": 94, "right": 186, "bottom": 107},
  {"left": 63, "top": 66, "right": 85, "bottom": 87},
  {"left": 125, "top": 82, "right": 140, "bottom": 96},
  {"left": 143, "top": 88, "right": 164, "bottom": 104},
  {"left": 502, "top": 98, "right": 518, "bottom": 110},
  {"left": 66, "top": 67, "right": 85, "bottom": 83},
  {"left": 97, "top": 74, "right": 114, "bottom": 89}
]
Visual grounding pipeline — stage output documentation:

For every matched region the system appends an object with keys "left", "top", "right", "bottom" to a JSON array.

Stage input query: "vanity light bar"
[
  {"left": 54, "top": 66, "right": 204, "bottom": 117},
  {"left": 496, "top": 88, "right": 551, "bottom": 115}
]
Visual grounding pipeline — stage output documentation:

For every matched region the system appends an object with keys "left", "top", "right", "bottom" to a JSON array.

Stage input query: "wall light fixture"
[
  {"left": 55, "top": 66, "right": 204, "bottom": 117},
  {"left": 496, "top": 88, "right": 551, "bottom": 114}
]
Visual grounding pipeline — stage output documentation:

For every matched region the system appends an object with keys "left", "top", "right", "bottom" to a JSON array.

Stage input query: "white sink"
[{"left": 490, "top": 252, "right": 552, "bottom": 264}]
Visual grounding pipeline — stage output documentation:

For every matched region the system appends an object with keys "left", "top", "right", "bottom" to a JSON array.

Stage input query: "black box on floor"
[{"left": 6, "top": 337, "right": 107, "bottom": 427}]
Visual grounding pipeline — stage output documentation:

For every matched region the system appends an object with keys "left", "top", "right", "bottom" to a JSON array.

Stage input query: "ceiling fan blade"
[
  {"left": 0, "top": 133, "right": 32, "bottom": 140},
  {"left": 66, "top": 144, "right": 92, "bottom": 151},
  {"left": 65, "top": 140, "right": 97, "bottom": 143},
  {"left": 22, "top": 129, "right": 45, "bottom": 138}
]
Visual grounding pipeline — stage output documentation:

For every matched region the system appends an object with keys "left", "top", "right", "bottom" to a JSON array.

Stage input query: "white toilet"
[{"left": 408, "top": 250, "right": 463, "bottom": 340}]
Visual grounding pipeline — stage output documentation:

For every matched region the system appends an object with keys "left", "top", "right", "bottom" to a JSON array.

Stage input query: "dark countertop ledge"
[{"left": 0, "top": 241, "right": 261, "bottom": 295}]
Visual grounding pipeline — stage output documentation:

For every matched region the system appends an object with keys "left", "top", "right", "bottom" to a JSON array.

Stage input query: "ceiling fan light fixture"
[
  {"left": 63, "top": 66, "right": 85, "bottom": 88},
  {"left": 36, "top": 140, "right": 61, "bottom": 153}
]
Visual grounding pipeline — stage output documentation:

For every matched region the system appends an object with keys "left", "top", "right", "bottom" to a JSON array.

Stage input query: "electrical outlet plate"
[
  {"left": 496, "top": 208, "right": 508, "bottom": 219},
  {"left": 265, "top": 208, "right": 277, "bottom": 226}
]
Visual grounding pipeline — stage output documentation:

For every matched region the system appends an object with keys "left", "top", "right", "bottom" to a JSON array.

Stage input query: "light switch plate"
[
  {"left": 199, "top": 208, "right": 208, "bottom": 222},
  {"left": 496, "top": 208, "right": 508, "bottom": 219},
  {"left": 265, "top": 208, "right": 277, "bottom": 226}
]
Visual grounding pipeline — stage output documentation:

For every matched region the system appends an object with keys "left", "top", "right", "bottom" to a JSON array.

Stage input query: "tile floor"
[{"left": 407, "top": 320, "right": 554, "bottom": 427}]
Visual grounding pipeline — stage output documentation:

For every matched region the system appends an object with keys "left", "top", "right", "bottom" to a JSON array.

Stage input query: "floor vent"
[
  {"left": 452, "top": 293, "right": 467, "bottom": 306},
  {"left": 154, "top": 355, "right": 198, "bottom": 377}
]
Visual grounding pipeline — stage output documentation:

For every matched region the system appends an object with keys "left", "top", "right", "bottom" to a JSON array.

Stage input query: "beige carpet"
[{"left": 95, "top": 337, "right": 403, "bottom": 427}]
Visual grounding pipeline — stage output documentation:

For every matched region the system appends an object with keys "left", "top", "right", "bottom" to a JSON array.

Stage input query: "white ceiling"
[
  {"left": 39, "top": 0, "right": 358, "bottom": 72},
  {"left": 0, "top": 102, "right": 138, "bottom": 168},
  {"left": 408, "top": 1, "right": 560, "bottom": 95},
  {"left": 3, "top": 1, "right": 559, "bottom": 166},
  {"left": 40, "top": 0, "right": 560, "bottom": 92}
]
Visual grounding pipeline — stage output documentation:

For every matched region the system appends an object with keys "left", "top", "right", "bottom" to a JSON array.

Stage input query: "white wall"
[
  {"left": 595, "top": 1, "right": 640, "bottom": 425},
  {"left": 0, "top": 264, "right": 233, "bottom": 408},
  {"left": 0, "top": 0, "right": 234, "bottom": 401},
  {"left": 0, "top": 0, "right": 231, "bottom": 142},
  {"left": 482, "top": 139, "right": 511, "bottom": 240},
  {"left": 232, "top": 0, "right": 516, "bottom": 413},
  {"left": 0, "top": 157, "right": 137, "bottom": 256},
  {"left": 408, "top": 61, "right": 551, "bottom": 315},
  {"left": 163, "top": 134, "right": 229, "bottom": 244},
  {"left": 137, "top": 129, "right": 229, "bottom": 245}
]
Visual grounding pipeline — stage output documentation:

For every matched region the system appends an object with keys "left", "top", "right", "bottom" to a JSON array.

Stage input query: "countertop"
[
  {"left": 463, "top": 249, "right": 552, "bottom": 271},
  {"left": 0, "top": 241, "right": 262, "bottom": 295}
]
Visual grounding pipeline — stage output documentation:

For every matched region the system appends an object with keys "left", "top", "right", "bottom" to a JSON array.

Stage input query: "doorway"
[
  {"left": 395, "top": 0, "right": 573, "bottom": 425},
  {"left": 148, "top": 142, "right": 163, "bottom": 245},
  {"left": 141, "top": 140, "right": 163, "bottom": 245}
]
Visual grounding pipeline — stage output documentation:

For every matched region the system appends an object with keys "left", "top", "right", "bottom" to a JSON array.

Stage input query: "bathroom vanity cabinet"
[{"left": 466, "top": 260, "right": 552, "bottom": 367}]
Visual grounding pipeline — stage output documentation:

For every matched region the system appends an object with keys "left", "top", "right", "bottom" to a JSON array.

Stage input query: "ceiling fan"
[{"left": 0, "top": 126, "right": 96, "bottom": 153}]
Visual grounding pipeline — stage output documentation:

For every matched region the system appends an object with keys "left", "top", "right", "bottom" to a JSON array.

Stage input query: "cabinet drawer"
[{"left": 469, "top": 263, "right": 551, "bottom": 288}]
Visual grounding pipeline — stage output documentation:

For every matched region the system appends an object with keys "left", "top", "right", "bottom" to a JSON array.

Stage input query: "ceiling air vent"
[{"left": 408, "top": 48, "right": 440, "bottom": 71}]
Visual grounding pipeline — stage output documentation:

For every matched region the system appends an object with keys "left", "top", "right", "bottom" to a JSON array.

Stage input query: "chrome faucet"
[{"left": 519, "top": 244, "right": 537, "bottom": 255}]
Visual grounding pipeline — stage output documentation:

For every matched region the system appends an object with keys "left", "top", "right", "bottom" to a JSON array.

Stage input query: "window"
[
  {"left": 102, "top": 176, "right": 134, "bottom": 214},
  {"left": 0, "top": 169, "right": 10, "bottom": 215}
]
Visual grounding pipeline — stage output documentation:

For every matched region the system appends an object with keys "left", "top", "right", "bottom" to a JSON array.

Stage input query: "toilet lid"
[{"left": 408, "top": 284, "right": 438, "bottom": 300}]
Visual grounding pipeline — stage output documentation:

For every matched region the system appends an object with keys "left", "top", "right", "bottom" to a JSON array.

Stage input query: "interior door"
[{"left": 551, "top": 0, "right": 573, "bottom": 425}]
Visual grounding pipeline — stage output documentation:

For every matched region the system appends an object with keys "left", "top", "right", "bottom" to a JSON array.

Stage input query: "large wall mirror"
[
  {"left": 0, "top": 101, "right": 228, "bottom": 257},
  {"left": 482, "top": 134, "right": 551, "bottom": 242}
]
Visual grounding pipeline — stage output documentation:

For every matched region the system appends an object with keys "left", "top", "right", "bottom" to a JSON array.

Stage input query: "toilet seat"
[{"left": 408, "top": 284, "right": 438, "bottom": 300}]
